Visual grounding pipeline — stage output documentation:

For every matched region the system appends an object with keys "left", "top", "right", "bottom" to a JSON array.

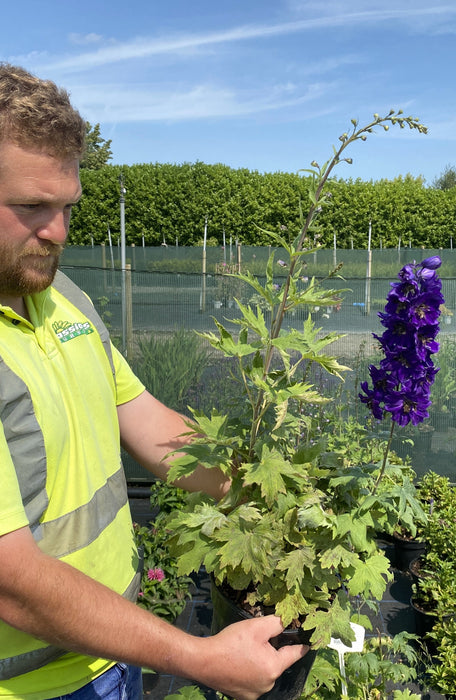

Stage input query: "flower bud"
[{"left": 420, "top": 256, "right": 441, "bottom": 270}]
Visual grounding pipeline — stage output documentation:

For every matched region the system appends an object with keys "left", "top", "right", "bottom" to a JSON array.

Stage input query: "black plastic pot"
[
  {"left": 393, "top": 533, "right": 426, "bottom": 571},
  {"left": 410, "top": 595, "right": 438, "bottom": 638},
  {"left": 210, "top": 578, "right": 318, "bottom": 700}
]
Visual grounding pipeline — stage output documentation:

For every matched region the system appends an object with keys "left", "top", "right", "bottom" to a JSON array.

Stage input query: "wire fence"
[{"left": 60, "top": 246, "right": 456, "bottom": 482}]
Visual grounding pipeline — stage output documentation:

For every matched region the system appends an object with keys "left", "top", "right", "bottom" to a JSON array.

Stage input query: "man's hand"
[{"left": 196, "top": 615, "right": 309, "bottom": 700}]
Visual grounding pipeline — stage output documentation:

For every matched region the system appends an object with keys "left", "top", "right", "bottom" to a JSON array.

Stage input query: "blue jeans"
[{"left": 49, "top": 663, "right": 143, "bottom": 700}]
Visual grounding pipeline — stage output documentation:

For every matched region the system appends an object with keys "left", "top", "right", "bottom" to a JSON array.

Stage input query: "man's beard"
[{"left": 0, "top": 243, "right": 64, "bottom": 297}]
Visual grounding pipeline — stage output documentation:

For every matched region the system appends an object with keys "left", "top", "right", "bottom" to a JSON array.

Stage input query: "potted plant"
[
  {"left": 303, "top": 630, "right": 422, "bottom": 699},
  {"left": 164, "top": 111, "right": 429, "bottom": 700},
  {"left": 133, "top": 481, "right": 193, "bottom": 622}
]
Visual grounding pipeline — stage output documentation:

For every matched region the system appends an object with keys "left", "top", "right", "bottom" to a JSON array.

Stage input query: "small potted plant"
[{"left": 165, "top": 111, "right": 429, "bottom": 700}]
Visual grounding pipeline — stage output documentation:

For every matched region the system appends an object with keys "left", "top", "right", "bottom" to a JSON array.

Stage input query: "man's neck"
[{"left": 0, "top": 295, "right": 28, "bottom": 319}]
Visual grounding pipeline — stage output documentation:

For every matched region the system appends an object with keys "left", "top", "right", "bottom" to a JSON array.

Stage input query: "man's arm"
[
  {"left": 117, "top": 389, "right": 230, "bottom": 499},
  {"left": 0, "top": 526, "right": 306, "bottom": 700}
]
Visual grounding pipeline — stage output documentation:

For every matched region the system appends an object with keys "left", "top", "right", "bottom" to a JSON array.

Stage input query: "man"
[{"left": 0, "top": 64, "right": 306, "bottom": 700}]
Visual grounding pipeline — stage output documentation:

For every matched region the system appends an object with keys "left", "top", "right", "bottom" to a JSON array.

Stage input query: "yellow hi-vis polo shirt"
[{"left": 0, "top": 279, "right": 145, "bottom": 699}]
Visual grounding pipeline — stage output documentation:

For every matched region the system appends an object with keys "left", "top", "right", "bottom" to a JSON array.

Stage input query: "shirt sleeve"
[
  {"left": 111, "top": 344, "right": 146, "bottom": 406},
  {"left": 0, "top": 422, "right": 29, "bottom": 537}
]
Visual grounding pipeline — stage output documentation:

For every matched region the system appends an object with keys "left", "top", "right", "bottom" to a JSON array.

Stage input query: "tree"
[
  {"left": 432, "top": 164, "right": 456, "bottom": 191},
  {"left": 80, "top": 122, "right": 113, "bottom": 170}
]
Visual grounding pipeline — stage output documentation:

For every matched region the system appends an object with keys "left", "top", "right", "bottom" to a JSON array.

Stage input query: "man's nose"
[{"left": 36, "top": 210, "right": 69, "bottom": 245}]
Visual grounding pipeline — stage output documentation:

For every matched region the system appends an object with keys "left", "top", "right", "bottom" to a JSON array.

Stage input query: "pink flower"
[{"left": 147, "top": 567, "right": 165, "bottom": 582}]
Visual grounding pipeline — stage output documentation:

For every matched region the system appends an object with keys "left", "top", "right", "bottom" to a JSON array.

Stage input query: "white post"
[
  {"left": 200, "top": 216, "right": 208, "bottom": 312},
  {"left": 119, "top": 174, "right": 127, "bottom": 355},
  {"left": 365, "top": 220, "right": 372, "bottom": 315}
]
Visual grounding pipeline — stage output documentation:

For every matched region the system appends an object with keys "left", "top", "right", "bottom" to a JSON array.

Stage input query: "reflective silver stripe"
[
  {"left": 0, "top": 646, "right": 66, "bottom": 683},
  {"left": 0, "top": 359, "right": 48, "bottom": 530},
  {"left": 0, "top": 362, "right": 127, "bottom": 555},
  {"left": 39, "top": 466, "right": 128, "bottom": 558},
  {"left": 0, "top": 565, "right": 142, "bottom": 681}
]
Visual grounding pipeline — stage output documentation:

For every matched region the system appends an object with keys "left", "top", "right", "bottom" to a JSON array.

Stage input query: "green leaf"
[
  {"left": 275, "top": 588, "right": 310, "bottom": 627},
  {"left": 200, "top": 319, "right": 260, "bottom": 357},
  {"left": 242, "top": 445, "right": 298, "bottom": 506},
  {"left": 276, "top": 546, "right": 316, "bottom": 587},
  {"left": 173, "top": 536, "right": 212, "bottom": 576},
  {"left": 319, "top": 544, "right": 359, "bottom": 571},
  {"left": 303, "top": 594, "right": 352, "bottom": 648},
  {"left": 217, "top": 522, "right": 277, "bottom": 579},
  {"left": 347, "top": 552, "right": 392, "bottom": 599},
  {"left": 164, "top": 686, "right": 207, "bottom": 700}
]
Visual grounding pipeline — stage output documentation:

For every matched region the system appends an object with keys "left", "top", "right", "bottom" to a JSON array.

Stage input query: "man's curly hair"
[{"left": 0, "top": 63, "right": 86, "bottom": 159}]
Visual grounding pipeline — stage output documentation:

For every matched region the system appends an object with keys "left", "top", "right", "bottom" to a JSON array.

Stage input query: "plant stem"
[{"left": 373, "top": 419, "right": 396, "bottom": 494}]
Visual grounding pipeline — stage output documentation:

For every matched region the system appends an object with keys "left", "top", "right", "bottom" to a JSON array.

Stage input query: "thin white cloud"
[
  {"left": 38, "top": 6, "right": 456, "bottom": 74},
  {"left": 68, "top": 33, "right": 104, "bottom": 46},
  {"left": 71, "top": 81, "right": 331, "bottom": 123}
]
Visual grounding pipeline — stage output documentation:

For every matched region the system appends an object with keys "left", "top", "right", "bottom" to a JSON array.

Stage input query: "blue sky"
[{"left": 2, "top": 0, "right": 455, "bottom": 184}]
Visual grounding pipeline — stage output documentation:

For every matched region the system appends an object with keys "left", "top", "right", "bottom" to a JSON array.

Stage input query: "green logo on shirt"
[{"left": 52, "top": 320, "right": 94, "bottom": 343}]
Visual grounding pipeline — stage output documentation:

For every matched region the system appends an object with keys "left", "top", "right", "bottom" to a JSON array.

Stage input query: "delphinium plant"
[
  {"left": 359, "top": 257, "right": 443, "bottom": 535},
  {"left": 165, "top": 111, "right": 429, "bottom": 650}
]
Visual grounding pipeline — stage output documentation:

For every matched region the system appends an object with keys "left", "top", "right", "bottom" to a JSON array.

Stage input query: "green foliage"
[
  {"left": 302, "top": 632, "right": 421, "bottom": 699},
  {"left": 411, "top": 472, "right": 456, "bottom": 620},
  {"left": 432, "top": 163, "right": 456, "bottom": 191},
  {"left": 427, "top": 617, "right": 456, "bottom": 695},
  {"left": 165, "top": 111, "right": 428, "bottom": 649},
  {"left": 164, "top": 687, "right": 208, "bottom": 700},
  {"left": 129, "top": 329, "right": 210, "bottom": 413},
  {"left": 68, "top": 138, "right": 456, "bottom": 250},
  {"left": 133, "top": 481, "right": 192, "bottom": 622},
  {"left": 80, "top": 122, "right": 112, "bottom": 170}
]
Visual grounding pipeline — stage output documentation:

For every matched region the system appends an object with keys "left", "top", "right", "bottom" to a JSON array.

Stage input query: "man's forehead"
[{"left": 0, "top": 141, "right": 81, "bottom": 191}]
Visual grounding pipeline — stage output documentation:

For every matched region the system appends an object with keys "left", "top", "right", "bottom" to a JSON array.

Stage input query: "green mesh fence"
[{"left": 60, "top": 246, "right": 456, "bottom": 482}]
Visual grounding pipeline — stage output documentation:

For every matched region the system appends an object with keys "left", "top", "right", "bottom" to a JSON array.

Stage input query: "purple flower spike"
[{"left": 359, "top": 257, "right": 442, "bottom": 428}]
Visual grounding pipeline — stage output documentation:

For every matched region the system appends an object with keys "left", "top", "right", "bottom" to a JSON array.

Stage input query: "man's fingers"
[{"left": 277, "top": 642, "right": 310, "bottom": 671}]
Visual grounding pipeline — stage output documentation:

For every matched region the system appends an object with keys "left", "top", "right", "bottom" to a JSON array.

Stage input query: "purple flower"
[{"left": 359, "top": 257, "right": 442, "bottom": 427}]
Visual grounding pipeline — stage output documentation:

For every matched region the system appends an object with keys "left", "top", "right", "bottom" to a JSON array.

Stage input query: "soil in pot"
[
  {"left": 210, "top": 579, "right": 318, "bottom": 700},
  {"left": 408, "top": 555, "right": 429, "bottom": 587}
]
